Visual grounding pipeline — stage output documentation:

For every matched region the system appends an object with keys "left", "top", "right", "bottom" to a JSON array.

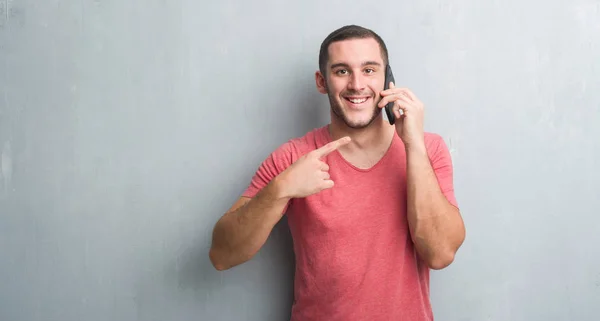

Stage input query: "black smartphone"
[{"left": 383, "top": 64, "right": 396, "bottom": 125}]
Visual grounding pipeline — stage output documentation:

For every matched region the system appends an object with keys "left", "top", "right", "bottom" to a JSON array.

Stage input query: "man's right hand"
[{"left": 275, "top": 136, "right": 351, "bottom": 199}]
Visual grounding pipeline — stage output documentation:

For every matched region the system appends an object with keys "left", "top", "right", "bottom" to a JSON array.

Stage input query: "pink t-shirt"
[{"left": 243, "top": 125, "right": 458, "bottom": 321}]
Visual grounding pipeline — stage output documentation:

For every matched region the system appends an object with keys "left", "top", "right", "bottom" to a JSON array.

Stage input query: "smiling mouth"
[{"left": 344, "top": 97, "right": 369, "bottom": 104}]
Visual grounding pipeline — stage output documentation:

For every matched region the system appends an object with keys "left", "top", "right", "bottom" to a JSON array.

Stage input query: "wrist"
[
  {"left": 404, "top": 138, "right": 426, "bottom": 154},
  {"left": 269, "top": 174, "right": 293, "bottom": 201}
]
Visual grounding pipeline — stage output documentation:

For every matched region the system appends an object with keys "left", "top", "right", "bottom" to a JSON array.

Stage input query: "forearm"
[
  {"left": 405, "top": 144, "right": 465, "bottom": 270},
  {"left": 209, "top": 177, "right": 290, "bottom": 270}
]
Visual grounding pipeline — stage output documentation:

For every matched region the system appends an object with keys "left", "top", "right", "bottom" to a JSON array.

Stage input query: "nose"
[{"left": 347, "top": 73, "right": 365, "bottom": 91}]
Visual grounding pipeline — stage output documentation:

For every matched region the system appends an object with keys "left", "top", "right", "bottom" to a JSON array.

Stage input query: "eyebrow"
[{"left": 330, "top": 61, "right": 382, "bottom": 69}]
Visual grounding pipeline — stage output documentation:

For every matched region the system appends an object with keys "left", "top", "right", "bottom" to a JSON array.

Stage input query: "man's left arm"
[
  {"left": 405, "top": 138, "right": 465, "bottom": 270},
  {"left": 378, "top": 84, "right": 466, "bottom": 270}
]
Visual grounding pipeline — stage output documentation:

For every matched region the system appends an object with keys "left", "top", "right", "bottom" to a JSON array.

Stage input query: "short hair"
[{"left": 318, "top": 25, "right": 389, "bottom": 76}]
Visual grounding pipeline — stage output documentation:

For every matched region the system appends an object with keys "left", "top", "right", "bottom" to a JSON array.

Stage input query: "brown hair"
[{"left": 318, "top": 25, "right": 389, "bottom": 76}]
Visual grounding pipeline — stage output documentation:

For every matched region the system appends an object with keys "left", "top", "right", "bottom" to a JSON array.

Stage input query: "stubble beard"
[{"left": 328, "top": 91, "right": 381, "bottom": 130}]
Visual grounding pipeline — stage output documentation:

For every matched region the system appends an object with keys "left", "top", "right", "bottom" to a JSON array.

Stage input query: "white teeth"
[{"left": 348, "top": 98, "right": 367, "bottom": 104}]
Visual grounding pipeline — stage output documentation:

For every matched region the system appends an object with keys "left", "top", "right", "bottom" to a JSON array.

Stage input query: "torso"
[{"left": 284, "top": 126, "right": 434, "bottom": 321}]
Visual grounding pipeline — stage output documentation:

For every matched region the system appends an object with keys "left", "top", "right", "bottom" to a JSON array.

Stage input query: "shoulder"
[
  {"left": 242, "top": 126, "right": 329, "bottom": 198},
  {"left": 424, "top": 132, "right": 449, "bottom": 153},
  {"left": 423, "top": 132, "right": 454, "bottom": 165},
  {"left": 270, "top": 125, "right": 330, "bottom": 163}
]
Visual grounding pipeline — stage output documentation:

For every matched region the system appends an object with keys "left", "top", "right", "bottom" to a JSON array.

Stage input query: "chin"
[
  {"left": 339, "top": 108, "right": 381, "bottom": 129},
  {"left": 329, "top": 93, "right": 381, "bottom": 129}
]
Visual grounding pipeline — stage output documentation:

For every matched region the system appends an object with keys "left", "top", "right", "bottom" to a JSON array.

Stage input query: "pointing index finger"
[{"left": 313, "top": 136, "right": 351, "bottom": 157}]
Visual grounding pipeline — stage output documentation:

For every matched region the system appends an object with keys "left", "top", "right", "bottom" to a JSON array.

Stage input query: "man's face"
[{"left": 317, "top": 37, "right": 386, "bottom": 129}]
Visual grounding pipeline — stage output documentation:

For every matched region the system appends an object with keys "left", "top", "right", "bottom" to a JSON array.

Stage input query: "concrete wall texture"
[{"left": 1, "top": 0, "right": 599, "bottom": 320}]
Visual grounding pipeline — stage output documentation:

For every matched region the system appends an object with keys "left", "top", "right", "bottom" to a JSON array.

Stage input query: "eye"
[
  {"left": 364, "top": 68, "right": 375, "bottom": 74},
  {"left": 336, "top": 69, "right": 348, "bottom": 75}
]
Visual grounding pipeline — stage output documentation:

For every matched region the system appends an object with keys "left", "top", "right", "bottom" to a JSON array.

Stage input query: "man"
[{"left": 209, "top": 25, "right": 466, "bottom": 321}]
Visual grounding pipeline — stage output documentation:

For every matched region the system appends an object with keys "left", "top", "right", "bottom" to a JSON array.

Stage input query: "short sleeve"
[
  {"left": 242, "top": 141, "right": 295, "bottom": 200},
  {"left": 429, "top": 135, "right": 459, "bottom": 208}
]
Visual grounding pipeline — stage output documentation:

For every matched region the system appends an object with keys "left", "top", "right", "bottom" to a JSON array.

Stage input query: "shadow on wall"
[
  {"left": 274, "top": 61, "right": 331, "bottom": 138},
  {"left": 174, "top": 216, "right": 294, "bottom": 290},
  {"left": 161, "top": 61, "right": 324, "bottom": 305}
]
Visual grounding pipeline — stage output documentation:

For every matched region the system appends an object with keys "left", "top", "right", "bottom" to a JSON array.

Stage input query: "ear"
[{"left": 315, "top": 71, "right": 328, "bottom": 94}]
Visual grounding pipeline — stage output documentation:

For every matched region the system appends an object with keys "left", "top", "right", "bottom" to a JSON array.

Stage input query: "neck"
[{"left": 328, "top": 114, "right": 396, "bottom": 152}]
